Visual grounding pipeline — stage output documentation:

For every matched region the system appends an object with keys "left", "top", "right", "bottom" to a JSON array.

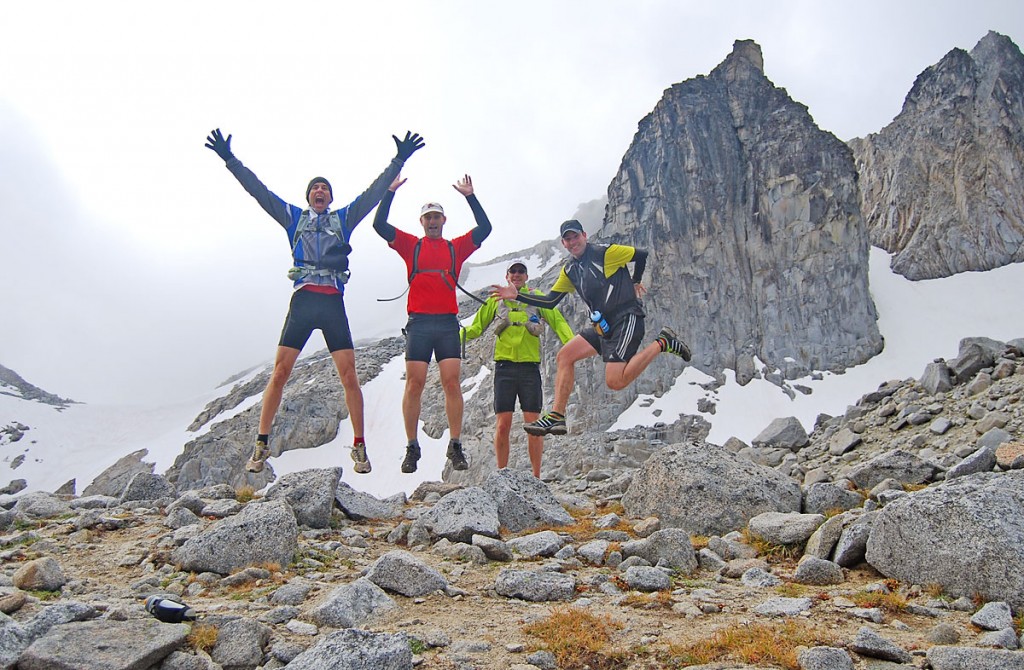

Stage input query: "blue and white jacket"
[{"left": 226, "top": 156, "right": 404, "bottom": 292}]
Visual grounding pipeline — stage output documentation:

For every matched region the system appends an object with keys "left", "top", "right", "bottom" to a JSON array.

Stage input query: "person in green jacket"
[{"left": 462, "top": 260, "right": 574, "bottom": 477}]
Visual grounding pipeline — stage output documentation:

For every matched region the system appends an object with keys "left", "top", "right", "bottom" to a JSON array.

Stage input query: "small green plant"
[
  {"left": 775, "top": 582, "right": 807, "bottom": 598},
  {"left": 409, "top": 637, "right": 429, "bottom": 655},
  {"left": 25, "top": 589, "right": 59, "bottom": 601}
]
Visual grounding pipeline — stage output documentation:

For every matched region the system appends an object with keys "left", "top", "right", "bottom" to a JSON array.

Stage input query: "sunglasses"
[{"left": 508, "top": 267, "right": 527, "bottom": 274}]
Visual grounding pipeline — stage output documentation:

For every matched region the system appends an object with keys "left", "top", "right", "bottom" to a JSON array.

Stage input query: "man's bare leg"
[
  {"left": 437, "top": 358, "right": 464, "bottom": 441},
  {"left": 330, "top": 349, "right": 363, "bottom": 437},
  {"left": 494, "top": 411, "right": 513, "bottom": 469},
  {"left": 605, "top": 341, "right": 664, "bottom": 391},
  {"left": 523, "top": 410, "right": 543, "bottom": 477},
  {"left": 550, "top": 335, "right": 599, "bottom": 414},
  {"left": 438, "top": 357, "right": 468, "bottom": 470},
  {"left": 258, "top": 346, "right": 302, "bottom": 435},
  {"left": 402, "top": 361, "right": 428, "bottom": 442}
]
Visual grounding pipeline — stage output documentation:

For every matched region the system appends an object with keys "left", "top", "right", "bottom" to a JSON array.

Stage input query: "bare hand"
[
  {"left": 634, "top": 282, "right": 647, "bottom": 299},
  {"left": 389, "top": 175, "right": 406, "bottom": 192},
  {"left": 453, "top": 174, "right": 474, "bottom": 196},
  {"left": 490, "top": 283, "right": 518, "bottom": 300}
]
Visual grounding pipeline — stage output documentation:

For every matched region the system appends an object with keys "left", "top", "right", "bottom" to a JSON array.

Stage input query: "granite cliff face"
[
  {"left": 602, "top": 40, "right": 883, "bottom": 389},
  {"left": 850, "top": 31, "right": 1024, "bottom": 280}
]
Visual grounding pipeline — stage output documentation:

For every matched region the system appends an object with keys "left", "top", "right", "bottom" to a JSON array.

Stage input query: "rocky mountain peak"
[
  {"left": 851, "top": 31, "right": 1024, "bottom": 280},
  {"left": 714, "top": 38, "right": 765, "bottom": 78},
  {"left": 602, "top": 39, "right": 882, "bottom": 390}
]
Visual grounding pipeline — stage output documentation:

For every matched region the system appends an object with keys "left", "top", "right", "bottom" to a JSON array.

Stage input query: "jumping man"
[
  {"left": 205, "top": 128, "right": 425, "bottom": 474},
  {"left": 490, "top": 220, "right": 691, "bottom": 436},
  {"left": 373, "top": 174, "right": 491, "bottom": 473}
]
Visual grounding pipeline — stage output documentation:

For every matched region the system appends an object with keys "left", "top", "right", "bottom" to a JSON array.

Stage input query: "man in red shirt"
[{"left": 373, "top": 174, "right": 491, "bottom": 473}]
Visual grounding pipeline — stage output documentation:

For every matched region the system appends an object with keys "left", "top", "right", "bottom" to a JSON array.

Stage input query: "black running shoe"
[
  {"left": 401, "top": 442, "right": 421, "bottom": 474},
  {"left": 657, "top": 327, "right": 692, "bottom": 361},
  {"left": 447, "top": 439, "right": 469, "bottom": 471},
  {"left": 524, "top": 412, "right": 567, "bottom": 436}
]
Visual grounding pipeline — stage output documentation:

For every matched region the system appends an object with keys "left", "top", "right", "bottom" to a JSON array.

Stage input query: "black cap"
[
  {"left": 559, "top": 220, "right": 585, "bottom": 238},
  {"left": 306, "top": 177, "right": 332, "bottom": 201}
]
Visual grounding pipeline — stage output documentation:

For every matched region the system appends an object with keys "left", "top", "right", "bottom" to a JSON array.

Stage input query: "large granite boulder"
[
  {"left": 866, "top": 471, "right": 1024, "bottom": 608},
  {"left": 171, "top": 499, "right": 299, "bottom": 575},
  {"left": 622, "top": 442, "right": 802, "bottom": 535},
  {"left": 482, "top": 468, "right": 572, "bottom": 532}
]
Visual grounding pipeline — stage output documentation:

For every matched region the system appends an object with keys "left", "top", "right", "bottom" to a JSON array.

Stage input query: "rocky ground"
[
  {"left": 0, "top": 473, "right": 1020, "bottom": 670},
  {"left": 2, "top": 337, "right": 1024, "bottom": 669}
]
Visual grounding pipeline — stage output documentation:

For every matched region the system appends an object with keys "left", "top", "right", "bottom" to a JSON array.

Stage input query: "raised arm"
[
  {"left": 372, "top": 177, "right": 404, "bottom": 243},
  {"left": 453, "top": 175, "right": 492, "bottom": 246},
  {"left": 343, "top": 131, "right": 424, "bottom": 232},
  {"left": 205, "top": 128, "right": 293, "bottom": 227}
]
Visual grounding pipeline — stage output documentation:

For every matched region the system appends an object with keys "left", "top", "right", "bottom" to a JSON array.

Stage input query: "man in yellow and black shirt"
[
  {"left": 491, "top": 220, "right": 691, "bottom": 436},
  {"left": 463, "top": 261, "right": 573, "bottom": 476}
]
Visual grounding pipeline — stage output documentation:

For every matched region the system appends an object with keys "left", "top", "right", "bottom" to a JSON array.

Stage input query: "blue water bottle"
[{"left": 590, "top": 311, "right": 609, "bottom": 336}]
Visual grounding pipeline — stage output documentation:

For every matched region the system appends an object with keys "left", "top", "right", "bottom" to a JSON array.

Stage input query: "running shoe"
[
  {"left": 657, "top": 327, "right": 692, "bottom": 361},
  {"left": 447, "top": 439, "right": 469, "bottom": 471},
  {"left": 401, "top": 442, "right": 421, "bottom": 474},
  {"left": 351, "top": 442, "right": 372, "bottom": 474},
  {"left": 524, "top": 412, "right": 567, "bottom": 436},
  {"left": 246, "top": 441, "right": 270, "bottom": 473}
]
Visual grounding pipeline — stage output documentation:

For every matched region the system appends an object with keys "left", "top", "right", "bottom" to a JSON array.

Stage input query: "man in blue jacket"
[{"left": 205, "top": 128, "right": 424, "bottom": 475}]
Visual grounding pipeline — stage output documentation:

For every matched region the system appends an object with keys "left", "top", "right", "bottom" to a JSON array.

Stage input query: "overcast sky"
[{"left": 2, "top": 1, "right": 1022, "bottom": 404}]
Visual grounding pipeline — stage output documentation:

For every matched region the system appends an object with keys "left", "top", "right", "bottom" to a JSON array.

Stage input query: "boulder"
[
  {"left": 171, "top": 499, "right": 298, "bottom": 575},
  {"left": 844, "top": 449, "right": 940, "bottom": 489},
  {"left": 285, "top": 629, "right": 411, "bottom": 670},
  {"left": 622, "top": 443, "right": 801, "bottom": 535},
  {"left": 419, "top": 487, "right": 500, "bottom": 544},
  {"left": 264, "top": 467, "right": 341, "bottom": 529},
  {"left": 482, "top": 469, "right": 572, "bottom": 532},
  {"left": 866, "top": 471, "right": 1024, "bottom": 608},
  {"left": 365, "top": 551, "right": 448, "bottom": 597}
]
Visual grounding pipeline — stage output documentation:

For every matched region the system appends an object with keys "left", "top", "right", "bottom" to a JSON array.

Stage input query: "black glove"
[
  {"left": 205, "top": 128, "right": 234, "bottom": 162},
  {"left": 393, "top": 131, "right": 425, "bottom": 161}
]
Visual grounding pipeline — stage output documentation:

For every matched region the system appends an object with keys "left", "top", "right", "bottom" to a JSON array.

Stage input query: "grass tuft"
[
  {"left": 187, "top": 623, "right": 218, "bottom": 652},
  {"left": 522, "top": 605, "right": 623, "bottom": 668},
  {"left": 851, "top": 590, "right": 909, "bottom": 613},
  {"left": 235, "top": 485, "right": 256, "bottom": 503},
  {"left": 666, "top": 620, "right": 833, "bottom": 669},
  {"left": 620, "top": 590, "right": 675, "bottom": 609},
  {"left": 741, "top": 528, "right": 803, "bottom": 563}
]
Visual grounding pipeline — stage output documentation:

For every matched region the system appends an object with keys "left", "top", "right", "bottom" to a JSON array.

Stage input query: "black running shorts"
[
  {"left": 404, "top": 313, "right": 461, "bottom": 363},
  {"left": 493, "top": 361, "right": 542, "bottom": 414},
  {"left": 278, "top": 289, "right": 353, "bottom": 352},
  {"left": 580, "top": 311, "right": 646, "bottom": 363}
]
